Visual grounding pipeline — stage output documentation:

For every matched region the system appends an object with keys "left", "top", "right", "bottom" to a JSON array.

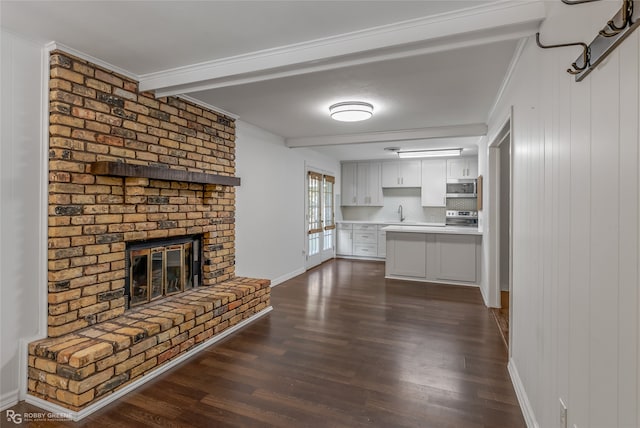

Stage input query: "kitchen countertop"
[
  {"left": 336, "top": 220, "right": 481, "bottom": 235},
  {"left": 381, "top": 224, "right": 482, "bottom": 236},
  {"left": 337, "top": 220, "right": 447, "bottom": 227}
]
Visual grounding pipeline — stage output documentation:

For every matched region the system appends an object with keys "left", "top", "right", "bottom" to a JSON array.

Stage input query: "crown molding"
[
  {"left": 139, "top": 1, "right": 546, "bottom": 96},
  {"left": 285, "top": 124, "right": 488, "bottom": 148},
  {"left": 178, "top": 95, "right": 240, "bottom": 120},
  {"left": 46, "top": 41, "right": 139, "bottom": 81},
  {"left": 43, "top": 42, "right": 239, "bottom": 119},
  {"left": 152, "top": 25, "right": 537, "bottom": 98}
]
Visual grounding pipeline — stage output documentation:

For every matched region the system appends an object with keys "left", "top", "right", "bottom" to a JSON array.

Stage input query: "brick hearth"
[
  {"left": 27, "top": 50, "right": 271, "bottom": 411},
  {"left": 29, "top": 277, "right": 269, "bottom": 409}
]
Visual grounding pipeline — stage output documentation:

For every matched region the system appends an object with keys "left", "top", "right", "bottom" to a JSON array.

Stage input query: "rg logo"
[{"left": 5, "top": 409, "right": 22, "bottom": 424}]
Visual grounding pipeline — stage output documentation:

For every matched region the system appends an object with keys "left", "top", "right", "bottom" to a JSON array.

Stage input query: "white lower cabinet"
[
  {"left": 353, "top": 224, "right": 378, "bottom": 257},
  {"left": 386, "top": 233, "right": 426, "bottom": 277},
  {"left": 353, "top": 243, "right": 377, "bottom": 257},
  {"left": 336, "top": 223, "right": 353, "bottom": 256},
  {"left": 385, "top": 231, "right": 480, "bottom": 284},
  {"left": 433, "top": 234, "right": 477, "bottom": 282},
  {"left": 336, "top": 223, "right": 386, "bottom": 259},
  {"left": 377, "top": 225, "right": 386, "bottom": 258}
]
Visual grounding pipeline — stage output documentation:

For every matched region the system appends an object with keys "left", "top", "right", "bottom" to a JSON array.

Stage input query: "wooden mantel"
[{"left": 90, "top": 161, "right": 241, "bottom": 186}]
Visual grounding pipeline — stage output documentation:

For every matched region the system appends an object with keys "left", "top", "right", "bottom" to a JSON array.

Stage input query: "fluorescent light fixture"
[
  {"left": 329, "top": 101, "right": 374, "bottom": 122},
  {"left": 397, "top": 148, "right": 462, "bottom": 158}
]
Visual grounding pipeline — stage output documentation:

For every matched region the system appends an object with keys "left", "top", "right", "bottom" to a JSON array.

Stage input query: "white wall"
[
  {"left": 485, "top": 2, "right": 639, "bottom": 427},
  {"left": 235, "top": 121, "right": 340, "bottom": 285},
  {"left": 0, "top": 30, "right": 45, "bottom": 409}
]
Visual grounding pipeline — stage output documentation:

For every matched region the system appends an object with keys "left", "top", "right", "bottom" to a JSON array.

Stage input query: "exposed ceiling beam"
[
  {"left": 285, "top": 124, "right": 488, "bottom": 148},
  {"left": 140, "top": 1, "right": 545, "bottom": 97}
]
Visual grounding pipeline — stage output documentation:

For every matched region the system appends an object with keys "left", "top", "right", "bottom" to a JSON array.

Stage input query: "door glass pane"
[
  {"left": 166, "top": 246, "right": 182, "bottom": 295},
  {"left": 308, "top": 232, "right": 320, "bottom": 256},
  {"left": 130, "top": 250, "right": 149, "bottom": 307},
  {"left": 150, "top": 249, "right": 164, "bottom": 300},
  {"left": 308, "top": 172, "right": 322, "bottom": 234},
  {"left": 323, "top": 229, "right": 333, "bottom": 251},
  {"left": 184, "top": 242, "right": 193, "bottom": 290}
]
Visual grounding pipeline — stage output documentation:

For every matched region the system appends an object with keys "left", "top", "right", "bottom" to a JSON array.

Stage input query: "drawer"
[
  {"left": 353, "top": 243, "right": 378, "bottom": 256},
  {"left": 353, "top": 224, "right": 377, "bottom": 232},
  {"left": 354, "top": 232, "right": 377, "bottom": 244},
  {"left": 337, "top": 223, "right": 353, "bottom": 230}
]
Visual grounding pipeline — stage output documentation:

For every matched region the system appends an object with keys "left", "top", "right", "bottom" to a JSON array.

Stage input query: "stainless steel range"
[{"left": 445, "top": 210, "right": 478, "bottom": 227}]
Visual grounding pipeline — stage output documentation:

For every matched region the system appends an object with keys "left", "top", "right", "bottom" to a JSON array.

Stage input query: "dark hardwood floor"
[{"left": 6, "top": 259, "right": 524, "bottom": 427}]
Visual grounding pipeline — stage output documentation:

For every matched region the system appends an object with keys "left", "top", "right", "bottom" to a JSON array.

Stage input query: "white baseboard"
[
  {"left": 0, "top": 389, "right": 19, "bottom": 412},
  {"left": 270, "top": 268, "right": 305, "bottom": 287},
  {"left": 24, "top": 306, "right": 273, "bottom": 421},
  {"left": 507, "top": 359, "right": 539, "bottom": 428}
]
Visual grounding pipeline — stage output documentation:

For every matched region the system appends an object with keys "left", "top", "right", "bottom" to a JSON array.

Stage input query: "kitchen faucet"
[{"left": 398, "top": 204, "right": 405, "bottom": 222}]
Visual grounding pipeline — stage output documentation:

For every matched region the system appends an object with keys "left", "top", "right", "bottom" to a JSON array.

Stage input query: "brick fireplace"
[{"left": 27, "top": 51, "right": 271, "bottom": 412}]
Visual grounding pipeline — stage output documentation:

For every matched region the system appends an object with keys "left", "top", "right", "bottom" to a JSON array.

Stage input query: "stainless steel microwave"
[{"left": 446, "top": 179, "right": 477, "bottom": 198}]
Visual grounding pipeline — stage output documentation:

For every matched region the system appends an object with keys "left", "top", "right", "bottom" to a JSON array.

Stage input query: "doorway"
[
  {"left": 488, "top": 116, "right": 513, "bottom": 350},
  {"left": 305, "top": 168, "right": 336, "bottom": 269}
]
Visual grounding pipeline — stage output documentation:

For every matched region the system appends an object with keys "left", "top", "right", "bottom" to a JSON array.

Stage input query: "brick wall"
[{"left": 47, "top": 50, "right": 238, "bottom": 338}]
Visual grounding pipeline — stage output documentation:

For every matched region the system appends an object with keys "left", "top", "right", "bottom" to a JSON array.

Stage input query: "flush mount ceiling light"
[
  {"left": 329, "top": 101, "right": 374, "bottom": 122},
  {"left": 397, "top": 148, "right": 462, "bottom": 159}
]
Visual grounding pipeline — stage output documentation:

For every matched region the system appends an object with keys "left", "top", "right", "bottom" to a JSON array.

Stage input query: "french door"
[{"left": 306, "top": 169, "right": 335, "bottom": 269}]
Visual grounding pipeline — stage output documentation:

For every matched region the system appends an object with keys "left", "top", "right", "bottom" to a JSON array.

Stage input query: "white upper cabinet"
[
  {"left": 446, "top": 157, "right": 478, "bottom": 179},
  {"left": 341, "top": 162, "right": 383, "bottom": 206},
  {"left": 341, "top": 162, "right": 358, "bottom": 206},
  {"left": 382, "top": 161, "right": 421, "bottom": 187},
  {"left": 421, "top": 159, "right": 446, "bottom": 207},
  {"left": 356, "top": 162, "right": 383, "bottom": 206}
]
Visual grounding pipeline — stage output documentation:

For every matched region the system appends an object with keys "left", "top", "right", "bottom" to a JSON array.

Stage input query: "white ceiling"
[{"left": 0, "top": 1, "right": 545, "bottom": 161}]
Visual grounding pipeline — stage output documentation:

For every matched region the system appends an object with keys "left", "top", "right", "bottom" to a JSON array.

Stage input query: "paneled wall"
[{"left": 486, "top": 2, "right": 639, "bottom": 427}]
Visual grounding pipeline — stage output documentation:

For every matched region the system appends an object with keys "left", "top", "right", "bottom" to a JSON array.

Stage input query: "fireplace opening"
[{"left": 125, "top": 235, "right": 202, "bottom": 308}]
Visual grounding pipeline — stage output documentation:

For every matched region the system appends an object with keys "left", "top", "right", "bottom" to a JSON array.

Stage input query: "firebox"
[{"left": 125, "top": 235, "right": 202, "bottom": 308}]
